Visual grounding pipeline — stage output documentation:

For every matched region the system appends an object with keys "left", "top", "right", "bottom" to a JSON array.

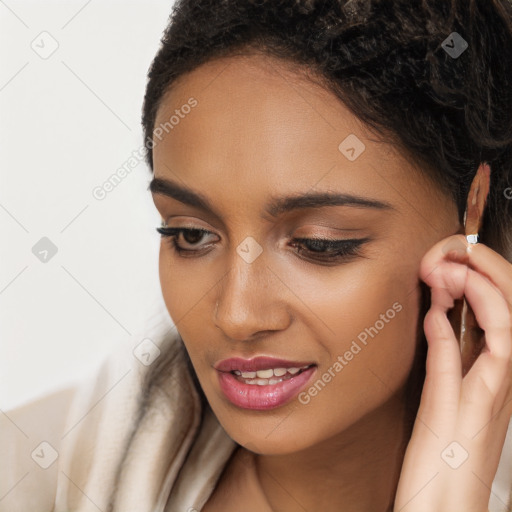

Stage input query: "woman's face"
[{"left": 150, "top": 53, "right": 460, "bottom": 454}]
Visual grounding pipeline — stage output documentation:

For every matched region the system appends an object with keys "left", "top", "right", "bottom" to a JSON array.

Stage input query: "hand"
[{"left": 393, "top": 234, "right": 512, "bottom": 512}]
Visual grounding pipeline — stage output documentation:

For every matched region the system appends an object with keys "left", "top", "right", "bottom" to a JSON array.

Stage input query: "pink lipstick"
[{"left": 214, "top": 356, "right": 317, "bottom": 410}]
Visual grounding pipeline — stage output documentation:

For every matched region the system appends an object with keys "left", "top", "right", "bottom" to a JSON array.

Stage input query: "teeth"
[
  {"left": 256, "top": 369, "right": 274, "bottom": 379},
  {"left": 234, "top": 364, "right": 311, "bottom": 383},
  {"left": 244, "top": 377, "right": 284, "bottom": 385}
]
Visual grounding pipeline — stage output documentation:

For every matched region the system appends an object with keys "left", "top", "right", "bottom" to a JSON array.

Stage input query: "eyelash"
[{"left": 156, "top": 226, "right": 369, "bottom": 264}]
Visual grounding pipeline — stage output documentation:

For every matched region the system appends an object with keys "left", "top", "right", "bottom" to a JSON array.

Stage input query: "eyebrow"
[{"left": 148, "top": 177, "right": 394, "bottom": 218}]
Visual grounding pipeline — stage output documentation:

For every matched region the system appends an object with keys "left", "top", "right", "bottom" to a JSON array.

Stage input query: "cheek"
[
  {"left": 158, "top": 246, "right": 180, "bottom": 322},
  {"left": 158, "top": 245, "right": 213, "bottom": 323},
  {"left": 158, "top": 246, "right": 218, "bottom": 372},
  {"left": 267, "top": 261, "right": 422, "bottom": 442},
  {"left": 278, "top": 255, "right": 421, "bottom": 360}
]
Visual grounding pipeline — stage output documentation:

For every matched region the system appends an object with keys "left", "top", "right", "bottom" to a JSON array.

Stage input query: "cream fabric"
[{"left": 1, "top": 303, "right": 511, "bottom": 511}]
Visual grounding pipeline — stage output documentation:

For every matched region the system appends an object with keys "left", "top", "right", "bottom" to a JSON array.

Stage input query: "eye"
[
  {"left": 156, "top": 226, "right": 216, "bottom": 255},
  {"left": 289, "top": 236, "right": 370, "bottom": 264},
  {"left": 156, "top": 226, "right": 370, "bottom": 264}
]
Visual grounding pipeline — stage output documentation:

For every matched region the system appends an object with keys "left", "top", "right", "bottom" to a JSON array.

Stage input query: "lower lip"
[{"left": 217, "top": 366, "right": 317, "bottom": 410}]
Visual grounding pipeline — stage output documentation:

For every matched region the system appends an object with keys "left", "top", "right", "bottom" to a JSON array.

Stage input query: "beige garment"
[
  {"left": 1, "top": 304, "right": 511, "bottom": 511},
  {"left": 0, "top": 305, "right": 236, "bottom": 512}
]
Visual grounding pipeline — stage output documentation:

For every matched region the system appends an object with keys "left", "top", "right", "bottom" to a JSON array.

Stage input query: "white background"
[{"left": 0, "top": 0, "right": 177, "bottom": 409}]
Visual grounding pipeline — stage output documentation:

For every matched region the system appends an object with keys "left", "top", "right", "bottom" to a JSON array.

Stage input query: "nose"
[{"left": 213, "top": 250, "right": 290, "bottom": 342}]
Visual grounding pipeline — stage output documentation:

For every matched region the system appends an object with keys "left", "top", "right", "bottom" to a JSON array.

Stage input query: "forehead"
[
  {"left": 151, "top": 53, "right": 434, "bottom": 216},
  {"left": 153, "top": 52, "right": 368, "bottom": 154}
]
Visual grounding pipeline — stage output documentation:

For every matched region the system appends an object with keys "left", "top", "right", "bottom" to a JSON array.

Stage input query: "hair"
[
  {"left": 140, "top": 0, "right": 512, "bottom": 467},
  {"left": 142, "top": 0, "right": 512, "bottom": 259}
]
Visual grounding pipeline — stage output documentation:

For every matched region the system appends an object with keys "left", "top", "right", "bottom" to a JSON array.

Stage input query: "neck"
[{"left": 254, "top": 386, "right": 415, "bottom": 512}]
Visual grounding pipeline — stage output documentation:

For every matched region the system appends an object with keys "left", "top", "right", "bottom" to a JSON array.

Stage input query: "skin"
[{"left": 149, "top": 53, "right": 512, "bottom": 511}]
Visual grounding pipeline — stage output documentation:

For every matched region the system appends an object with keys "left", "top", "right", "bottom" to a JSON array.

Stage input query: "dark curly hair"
[{"left": 141, "top": 0, "right": 512, "bottom": 261}]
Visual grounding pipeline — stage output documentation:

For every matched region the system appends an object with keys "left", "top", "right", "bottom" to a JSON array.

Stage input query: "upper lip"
[{"left": 214, "top": 356, "right": 316, "bottom": 373}]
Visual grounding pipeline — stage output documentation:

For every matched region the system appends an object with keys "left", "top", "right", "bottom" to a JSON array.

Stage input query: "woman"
[{"left": 1, "top": 0, "right": 511, "bottom": 511}]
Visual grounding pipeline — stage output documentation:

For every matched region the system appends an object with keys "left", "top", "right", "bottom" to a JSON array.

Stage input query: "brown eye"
[
  {"left": 181, "top": 229, "right": 206, "bottom": 245},
  {"left": 156, "top": 227, "right": 216, "bottom": 254}
]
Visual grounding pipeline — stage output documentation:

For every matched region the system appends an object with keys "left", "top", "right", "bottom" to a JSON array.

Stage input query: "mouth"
[{"left": 214, "top": 357, "right": 317, "bottom": 410}]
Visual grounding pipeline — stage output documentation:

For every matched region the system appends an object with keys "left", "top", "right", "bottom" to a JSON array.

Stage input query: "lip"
[
  {"left": 214, "top": 356, "right": 317, "bottom": 410},
  {"left": 214, "top": 356, "right": 315, "bottom": 373}
]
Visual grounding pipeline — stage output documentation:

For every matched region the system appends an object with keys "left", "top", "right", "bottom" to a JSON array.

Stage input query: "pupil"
[{"left": 184, "top": 230, "right": 203, "bottom": 244}]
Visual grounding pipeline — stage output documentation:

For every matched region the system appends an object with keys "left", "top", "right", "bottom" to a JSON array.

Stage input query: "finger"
[
  {"left": 416, "top": 305, "right": 461, "bottom": 438},
  {"left": 420, "top": 235, "right": 511, "bottom": 381},
  {"left": 419, "top": 245, "right": 511, "bottom": 436},
  {"left": 422, "top": 234, "right": 512, "bottom": 308},
  {"left": 423, "top": 258, "right": 510, "bottom": 408},
  {"left": 457, "top": 267, "right": 511, "bottom": 432},
  {"left": 465, "top": 239, "right": 512, "bottom": 304},
  {"left": 420, "top": 245, "right": 511, "bottom": 373},
  {"left": 462, "top": 267, "right": 511, "bottom": 364}
]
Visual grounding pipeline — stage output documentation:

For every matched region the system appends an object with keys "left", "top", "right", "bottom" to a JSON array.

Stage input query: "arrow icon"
[
  {"left": 31, "top": 441, "right": 58, "bottom": 468},
  {"left": 339, "top": 134, "right": 365, "bottom": 161},
  {"left": 236, "top": 236, "right": 263, "bottom": 263},
  {"left": 30, "top": 31, "right": 59, "bottom": 60},
  {"left": 441, "top": 32, "right": 468, "bottom": 59},
  {"left": 134, "top": 339, "right": 161, "bottom": 366},
  {"left": 38, "top": 249, "right": 48, "bottom": 260},
  {"left": 441, "top": 441, "right": 468, "bottom": 469}
]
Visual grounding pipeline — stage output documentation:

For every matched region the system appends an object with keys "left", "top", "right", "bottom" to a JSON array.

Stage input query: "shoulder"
[{"left": 0, "top": 386, "right": 77, "bottom": 511}]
